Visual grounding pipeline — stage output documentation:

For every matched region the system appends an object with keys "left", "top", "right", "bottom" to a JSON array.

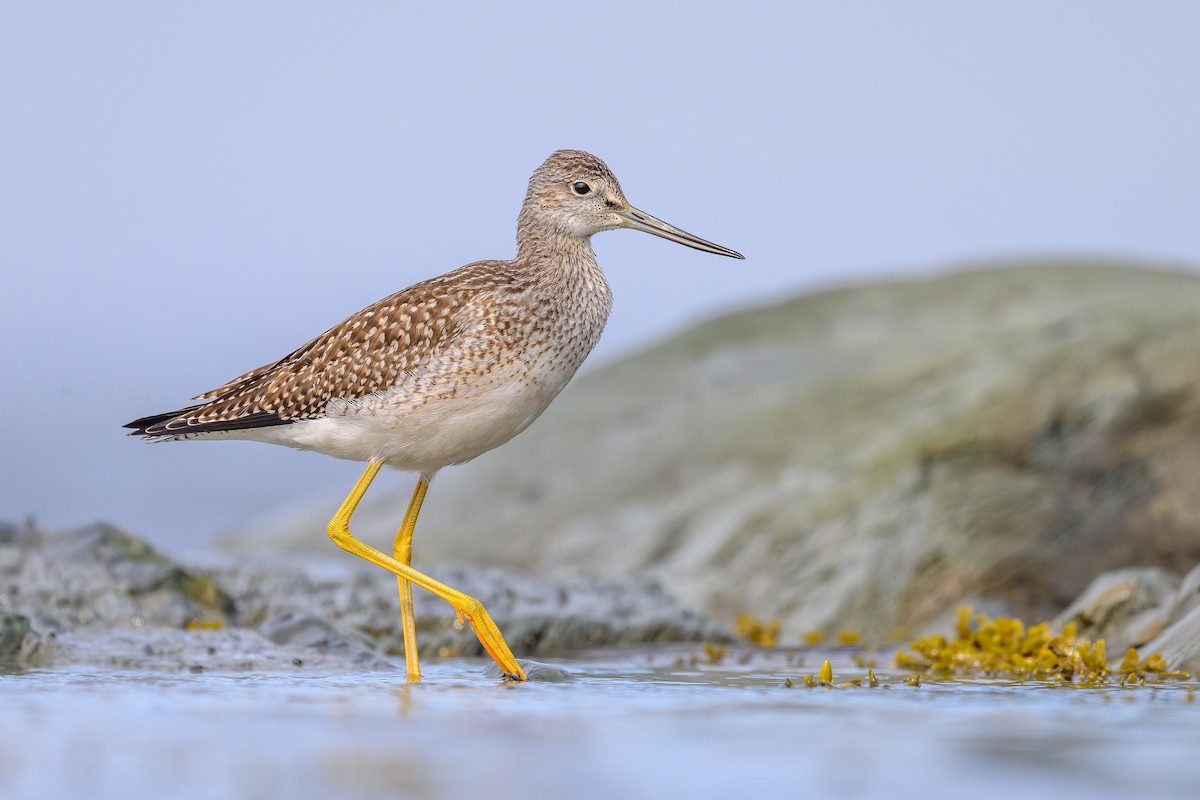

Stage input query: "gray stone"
[
  {"left": 259, "top": 611, "right": 393, "bottom": 669},
  {"left": 1052, "top": 567, "right": 1180, "bottom": 652},
  {"left": 485, "top": 659, "right": 576, "bottom": 682},
  {"left": 205, "top": 556, "right": 728, "bottom": 660},
  {"left": 1142, "top": 604, "right": 1200, "bottom": 672},
  {"left": 1167, "top": 562, "right": 1200, "bottom": 621}
]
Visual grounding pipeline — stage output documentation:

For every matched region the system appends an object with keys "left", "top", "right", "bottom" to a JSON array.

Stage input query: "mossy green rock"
[
  {"left": 0, "top": 613, "right": 52, "bottom": 667},
  {"left": 75, "top": 522, "right": 237, "bottom": 618},
  {"left": 0, "top": 614, "right": 32, "bottom": 659},
  {"left": 7, "top": 521, "right": 237, "bottom": 629}
]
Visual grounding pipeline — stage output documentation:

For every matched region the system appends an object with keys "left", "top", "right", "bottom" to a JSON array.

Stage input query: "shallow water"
[{"left": 2, "top": 647, "right": 1197, "bottom": 800}]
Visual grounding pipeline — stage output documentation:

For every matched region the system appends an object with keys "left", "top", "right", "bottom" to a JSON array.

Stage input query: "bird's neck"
[
  {"left": 513, "top": 227, "right": 613, "bottom": 335},
  {"left": 516, "top": 228, "right": 600, "bottom": 279}
]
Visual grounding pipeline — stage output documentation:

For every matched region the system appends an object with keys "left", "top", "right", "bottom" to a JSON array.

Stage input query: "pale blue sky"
[{"left": 3, "top": 2, "right": 1199, "bottom": 551}]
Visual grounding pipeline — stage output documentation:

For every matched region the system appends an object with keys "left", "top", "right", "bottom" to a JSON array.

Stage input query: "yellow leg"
[
  {"left": 327, "top": 460, "right": 526, "bottom": 682},
  {"left": 392, "top": 475, "right": 429, "bottom": 682}
]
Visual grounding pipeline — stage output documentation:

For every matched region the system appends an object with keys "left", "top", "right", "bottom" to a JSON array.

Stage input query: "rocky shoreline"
[
  {"left": 4, "top": 517, "right": 1200, "bottom": 675},
  {"left": 0, "top": 519, "right": 725, "bottom": 672}
]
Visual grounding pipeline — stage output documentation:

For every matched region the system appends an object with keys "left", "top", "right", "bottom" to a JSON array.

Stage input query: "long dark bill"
[{"left": 617, "top": 207, "right": 745, "bottom": 259}]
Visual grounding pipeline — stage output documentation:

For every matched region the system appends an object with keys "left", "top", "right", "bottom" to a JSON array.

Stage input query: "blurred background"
[{"left": 2, "top": 1, "right": 1199, "bottom": 553}]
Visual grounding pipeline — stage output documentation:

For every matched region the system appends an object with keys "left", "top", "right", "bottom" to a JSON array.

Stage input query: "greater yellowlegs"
[{"left": 126, "top": 150, "right": 744, "bottom": 681}]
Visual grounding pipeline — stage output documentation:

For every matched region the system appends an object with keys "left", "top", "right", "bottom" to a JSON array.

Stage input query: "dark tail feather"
[
  {"left": 125, "top": 404, "right": 289, "bottom": 438},
  {"left": 125, "top": 404, "right": 206, "bottom": 437}
]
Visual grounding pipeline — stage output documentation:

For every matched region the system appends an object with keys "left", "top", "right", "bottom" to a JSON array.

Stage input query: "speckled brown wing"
[
  {"left": 126, "top": 262, "right": 509, "bottom": 438},
  {"left": 192, "top": 362, "right": 278, "bottom": 401}
]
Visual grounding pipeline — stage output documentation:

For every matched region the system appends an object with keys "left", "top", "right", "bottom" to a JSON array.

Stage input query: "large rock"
[
  {"left": 1052, "top": 567, "right": 1181, "bottom": 653},
  {"left": 258, "top": 261, "right": 1200, "bottom": 642},
  {"left": 1145, "top": 605, "right": 1200, "bottom": 671},
  {"left": 0, "top": 520, "right": 235, "bottom": 631},
  {"left": 0, "top": 521, "right": 723, "bottom": 670},
  {"left": 1054, "top": 563, "right": 1200, "bottom": 671},
  {"left": 1141, "top": 563, "right": 1200, "bottom": 671}
]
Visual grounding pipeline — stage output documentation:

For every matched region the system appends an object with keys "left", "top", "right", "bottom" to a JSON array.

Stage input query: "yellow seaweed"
[
  {"left": 894, "top": 606, "right": 1175, "bottom": 686},
  {"left": 184, "top": 619, "right": 223, "bottom": 631},
  {"left": 702, "top": 643, "right": 727, "bottom": 664},
  {"left": 734, "top": 614, "right": 781, "bottom": 647}
]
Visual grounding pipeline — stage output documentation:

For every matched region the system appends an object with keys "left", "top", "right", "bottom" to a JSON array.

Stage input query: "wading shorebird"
[{"left": 126, "top": 150, "right": 744, "bottom": 682}]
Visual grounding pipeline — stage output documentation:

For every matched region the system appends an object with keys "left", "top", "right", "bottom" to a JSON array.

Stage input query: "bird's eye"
[{"left": 571, "top": 181, "right": 592, "bottom": 196}]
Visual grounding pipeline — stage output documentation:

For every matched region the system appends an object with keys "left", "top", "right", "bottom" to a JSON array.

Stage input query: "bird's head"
[{"left": 519, "top": 149, "right": 744, "bottom": 259}]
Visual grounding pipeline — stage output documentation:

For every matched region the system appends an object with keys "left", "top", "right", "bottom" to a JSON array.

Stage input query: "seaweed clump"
[
  {"left": 895, "top": 606, "right": 1190, "bottom": 685},
  {"left": 734, "top": 614, "right": 780, "bottom": 647}
]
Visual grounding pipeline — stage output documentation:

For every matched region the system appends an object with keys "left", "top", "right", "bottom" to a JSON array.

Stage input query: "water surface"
[{"left": 2, "top": 647, "right": 1196, "bottom": 800}]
